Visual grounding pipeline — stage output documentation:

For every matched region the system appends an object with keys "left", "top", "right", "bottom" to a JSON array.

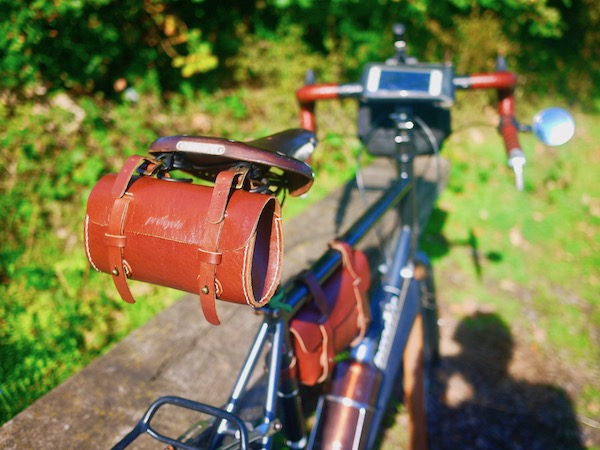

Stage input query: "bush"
[{"left": 1, "top": 1, "right": 598, "bottom": 106}]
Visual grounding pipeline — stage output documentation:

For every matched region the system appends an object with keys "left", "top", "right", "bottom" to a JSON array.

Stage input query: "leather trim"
[
  {"left": 84, "top": 215, "right": 100, "bottom": 272},
  {"left": 243, "top": 212, "right": 282, "bottom": 308},
  {"left": 317, "top": 324, "right": 331, "bottom": 384}
]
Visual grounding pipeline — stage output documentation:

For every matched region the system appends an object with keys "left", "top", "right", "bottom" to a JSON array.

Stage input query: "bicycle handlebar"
[
  {"left": 296, "top": 70, "right": 522, "bottom": 162},
  {"left": 297, "top": 83, "right": 362, "bottom": 132}
]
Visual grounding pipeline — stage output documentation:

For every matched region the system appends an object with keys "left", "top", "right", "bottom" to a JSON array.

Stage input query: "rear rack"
[{"left": 111, "top": 396, "right": 277, "bottom": 450}]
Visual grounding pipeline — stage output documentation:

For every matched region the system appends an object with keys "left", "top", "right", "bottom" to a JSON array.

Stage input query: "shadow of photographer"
[{"left": 429, "top": 311, "right": 584, "bottom": 449}]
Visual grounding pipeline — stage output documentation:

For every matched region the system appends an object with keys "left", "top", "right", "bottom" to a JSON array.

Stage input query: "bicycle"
[{"left": 106, "top": 24, "right": 574, "bottom": 450}]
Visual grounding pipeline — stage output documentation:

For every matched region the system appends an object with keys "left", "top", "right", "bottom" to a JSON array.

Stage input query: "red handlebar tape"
[
  {"left": 296, "top": 84, "right": 342, "bottom": 132},
  {"left": 295, "top": 71, "right": 521, "bottom": 156}
]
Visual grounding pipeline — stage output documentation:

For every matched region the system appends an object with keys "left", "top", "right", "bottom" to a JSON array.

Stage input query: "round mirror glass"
[{"left": 532, "top": 107, "right": 575, "bottom": 146}]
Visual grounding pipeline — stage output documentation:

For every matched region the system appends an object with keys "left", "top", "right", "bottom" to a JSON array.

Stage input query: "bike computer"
[{"left": 362, "top": 63, "right": 454, "bottom": 103}]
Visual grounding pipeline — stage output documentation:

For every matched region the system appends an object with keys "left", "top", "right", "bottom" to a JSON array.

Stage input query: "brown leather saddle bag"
[
  {"left": 290, "top": 241, "right": 372, "bottom": 386},
  {"left": 85, "top": 130, "right": 315, "bottom": 325},
  {"left": 84, "top": 154, "right": 284, "bottom": 325}
]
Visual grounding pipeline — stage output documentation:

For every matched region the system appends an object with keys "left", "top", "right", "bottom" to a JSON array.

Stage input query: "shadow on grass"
[
  {"left": 421, "top": 207, "right": 504, "bottom": 279},
  {"left": 375, "top": 313, "right": 585, "bottom": 449},
  {"left": 427, "top": 311, "right": 585, "bottom": 449},
  {"left": 333, "top": 169, "right": 505, "bottom": 279}
]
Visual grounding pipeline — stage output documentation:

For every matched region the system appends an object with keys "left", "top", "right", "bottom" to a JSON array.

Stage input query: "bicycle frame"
[
  {"left": 112, "top": 156, "right": 421, "bottom": 450},
  {"left": 112, "top": 67, "right": 522, "bottom": 450}
]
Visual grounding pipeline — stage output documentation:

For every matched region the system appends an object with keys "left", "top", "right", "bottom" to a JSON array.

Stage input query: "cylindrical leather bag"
[
  {"left": 84, "top": 156, "right": 283, "bottom": 325},
  {"left": 289, "top": 241, "right": 371, "bottom": 386}
]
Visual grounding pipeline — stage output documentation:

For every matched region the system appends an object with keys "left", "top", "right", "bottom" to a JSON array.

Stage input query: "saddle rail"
[{"left": 148, "top": 129, "right": 316, "bottom": 196}]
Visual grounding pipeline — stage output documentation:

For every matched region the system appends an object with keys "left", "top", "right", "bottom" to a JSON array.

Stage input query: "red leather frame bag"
[
  {"left": 84, "top": 155, "right": 283, "bottom": 325},
  {"left": 290, "top": 241, "right": 371, "bottom": 386}
]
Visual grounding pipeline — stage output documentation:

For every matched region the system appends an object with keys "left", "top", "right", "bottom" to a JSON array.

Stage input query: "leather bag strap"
[
  {"left": 104, "top": 154, "right": 163, "bottom": 304},
  {"left": 317, "top": 322, "right": 334, "bottom": 384},
  {"left": 198, "top": 167, "right": 248, "bottom": 325},
  {"left": 105, "top": 194, "right": 135, "bottom": 303},
  {"left": 111, "top": 155, "right": 162, "bottom": 199},
  {"left": 330, "top": 240, "right": 369, "bottom": 344},
  {"left": 297, "top": 270, "right": 329, "bottom": 319},
  {"left": 296, "top": 244, "right": 361, "bottom": 384}
]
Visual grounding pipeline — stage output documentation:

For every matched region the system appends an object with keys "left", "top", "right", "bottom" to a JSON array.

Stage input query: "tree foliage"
[{"left": 1, "top": 0, "right": 598, "bottom": 104}]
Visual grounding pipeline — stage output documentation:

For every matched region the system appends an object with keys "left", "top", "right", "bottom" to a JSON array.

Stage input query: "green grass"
[{"left": 420, "top": 102, "right": 599, "bottom": 434}]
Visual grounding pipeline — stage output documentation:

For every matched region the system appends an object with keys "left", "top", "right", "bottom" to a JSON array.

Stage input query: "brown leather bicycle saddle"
[{"left": 149, "top": 129, "right": 316, "bottom": 197}]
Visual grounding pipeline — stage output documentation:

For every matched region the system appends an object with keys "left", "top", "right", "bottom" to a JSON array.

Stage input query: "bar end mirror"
[{"left": 532, "top": 107, "right": 575, "bottom": 147}]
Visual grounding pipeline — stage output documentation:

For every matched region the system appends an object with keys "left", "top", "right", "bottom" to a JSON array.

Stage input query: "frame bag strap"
[
  {"left": 330, "top": 240, "right": 370, "bottom": 344},
  {"left": 297, "top": 270, "right": 335, "bottom": 384},
  {"left": 297, "top": 270, "right": 330, "bottom": 319}
]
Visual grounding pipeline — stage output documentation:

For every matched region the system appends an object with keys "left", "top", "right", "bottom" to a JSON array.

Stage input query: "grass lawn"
[{"left": 414, "top": 106, "right": 600, "bottom": 446}]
